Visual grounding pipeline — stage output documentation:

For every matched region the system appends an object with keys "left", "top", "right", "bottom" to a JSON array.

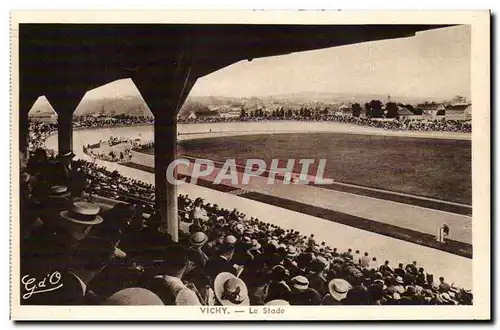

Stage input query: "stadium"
[{"left": 18, "top": 23, "right": 475, "bottom": 308}]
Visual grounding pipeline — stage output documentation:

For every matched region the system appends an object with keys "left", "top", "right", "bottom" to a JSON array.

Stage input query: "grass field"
[{"left": 141, "top": 132, "right": 471, "bottom": 204}]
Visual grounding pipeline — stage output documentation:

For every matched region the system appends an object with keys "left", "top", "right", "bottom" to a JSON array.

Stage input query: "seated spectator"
[
  {"left": 265, "top": 265, "right": 291, "bottom": 302},
  {"left": 140, "top": 244, "right": 201, "bottom": 306},
  {"left": 307, "top": 258, "right": 328, "bottom": 296},
  {"left": 206, "top": 239, "right": 237, "bottom": 278},
  {"left": 379, "top": 260, "right": 392, "bottom": 273},
  {"left": 187, "top": 232, "right": 209, "bottom": 269},
  {"left": 322, "top": 278, "right": 351, "bottom": 305},
  {"left": 22, "top": 200, "right": 103, "bottom": 278},
  {"left": 394, "top": 263, "right": 406, "bottom": 278},
  {"left": 439, "top": 277, "right": 451, "bottom": 293},
  {"left": 288, "top": 276, "right": 322, "bottom": 305}
]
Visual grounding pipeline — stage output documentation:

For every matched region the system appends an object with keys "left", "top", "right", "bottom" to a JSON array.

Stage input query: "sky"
[{"left": 82, "top": 25, "right": 470, "bottom": 101}]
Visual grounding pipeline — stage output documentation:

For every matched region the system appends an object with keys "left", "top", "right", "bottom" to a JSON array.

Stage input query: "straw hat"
[
  {"left": 265, "top": 299, "right": 290, "bottom": 306},
  {"left": 242, "top": 236, "right": 252, "bottom": 244},
  {"left": 224, "top": 235, "right": 237, "bottom": 245},
  {"left": 214, "top": 272, "right": 249, "bottom": 306},
  {"left": 290, "top": 276, "right": 309, "bottom": 290},
  {"left": 113, "top": 247, "right": 127, "bottom": 259},
  {"left": 437, "top": 292, "right": 457, "bottom": 304},
  {"left": 244, "top": 228, "right": 255, "bottom": 235},
  {"left": 249, "top": 239, "right": 262, "bottom": 251},
  {"left": 189, "top": 232, "right": 208, "bottom": 246},
  {"left": 58, "top": 150, "right": 75, "bottom": 159},
  {"left": 395, "top": 276, "right": 405, "bottom": 284},
  {"left": 48, "top": 185, "right": 71, "bottom": 199},
  {"left": 60, "top": 201, "right": 103, "bottom": 225},
  {"left": 233, "top": 223, "right": 244, "bottom": 232},
  {"left": 268, "top": 239, "right": 279, "bottom": 248},
  {"left": 328, "top": 279, "right": 351, "bottom": 301},
  {"left": 101, "top": 288, "right": 164, "bottom": 305},
  {"left": 287, "top": 246, "right": 299, "bottom": 258}
]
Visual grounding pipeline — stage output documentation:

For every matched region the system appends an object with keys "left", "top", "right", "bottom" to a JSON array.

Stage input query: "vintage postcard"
[{"left": 10, "top": 10, "right": 490, "bottom": 320}]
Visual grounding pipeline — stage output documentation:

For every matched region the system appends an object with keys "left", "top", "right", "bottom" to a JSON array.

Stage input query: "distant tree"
[
  {"left": 352, "top": 103, "right": 362, "bottom": 118},
  {"left": 385, "top": 102, "right": 399, "bottom": 119},
  {"left": 240, "top": 108, "right": 247, "bottom": 118},
  {"left": 366, "top": 100, "right": 383, "bottom": 118}
]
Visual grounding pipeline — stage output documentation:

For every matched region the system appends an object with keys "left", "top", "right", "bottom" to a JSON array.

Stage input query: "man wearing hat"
[
  {"left": 288, "top": 275, "right": 322, "bottom": 305},
  {"left": 21, "top": 201, "right": 104, "bottom": 301},
  {"left": 52, "top": 150, "right": 76, "bottom": 188},
  {"left": 214, "top": 272, "right": 249, "bottom": 306},
  {"left": 140, "top": 244, "right": 201, "bottom": 305},
  {"left": 394, "top": 276, "right": 406, "bottom": 294},
  {"left": 187, "top": 232, "right": 209, "bottom": 269},
  {"left": 307, "top": 257, "right": 329, "bottom": 296},
  {"left": 206, "top": 239, "right": 237, "bottom": 279},
  {"left": 266, "top": 265, "right": 292, "bottom": 303},
  {"left": 59, "top": 201, "right": 104, "bottom": 242},
  {"left": 322, "top": 278, "right": 352, "bottom": 305}
]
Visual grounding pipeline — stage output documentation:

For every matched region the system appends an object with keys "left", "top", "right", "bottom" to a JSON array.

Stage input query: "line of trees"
[
  {"left": 240, "top": 107, "right": 326, "bottom": 118},
  {"left": 238, "top": 99, "right": 434, "bottom": 120}
]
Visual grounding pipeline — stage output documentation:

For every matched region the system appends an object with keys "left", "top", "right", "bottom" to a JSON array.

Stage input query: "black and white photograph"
[{"left": 10, "top": 10, "right": 490, "bottom": 320}]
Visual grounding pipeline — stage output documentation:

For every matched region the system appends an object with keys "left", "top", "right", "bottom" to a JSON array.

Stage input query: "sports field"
[{"left": 158, "top": 132, "right": 471, "bottom": 205}]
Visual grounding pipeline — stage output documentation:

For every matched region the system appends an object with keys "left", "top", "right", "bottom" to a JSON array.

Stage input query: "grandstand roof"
[{"left": 19, "top": 24, "right": 452, "bottom": 118}]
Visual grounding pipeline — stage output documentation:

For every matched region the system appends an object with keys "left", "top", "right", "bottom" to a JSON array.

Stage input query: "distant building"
[
  {"left": 397, "top": 105, "right": 415, "bottom": 117},
  {"left": 187, "top": 110, "right": 221, "bottom": 120},
  {"left": 417, "top": 103, "right": 446, "bottom": 118},
  {"left": 335, "top": 104, "right": 352, "bottom": 116},
  {"left": 220, "top": 109, "right": 241, "bottom": 119},
  {"left": 28, "top": 109, "right": 57, "bottom": 123},
  {"left": 445, "top": 103, "right": 472, "bottom": 120}
]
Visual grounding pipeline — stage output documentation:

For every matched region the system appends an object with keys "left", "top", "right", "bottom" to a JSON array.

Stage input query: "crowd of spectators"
[
  {"left": 20, "top": 118, "right": 472, "bottom": 306},
  {"left": 28, "top": 121, "right": 57, "bottom": 152},
  {"left": 82, "top": 137, "right": 136, "bottom": 163},
  {"left": 20, "top": 156, "right": 472, "bottom": 306},
  {"left": 29, "top": 109, "right": 470, "bottom": 157},
  {"left": 72, "top": 115, "right": 154, "bottom": 129},
  {"left": 28, "top": 116, "right": 153, "bottom": 152},
  {"left": 178, "top": 114, "right": 471, "bottom": 133}
]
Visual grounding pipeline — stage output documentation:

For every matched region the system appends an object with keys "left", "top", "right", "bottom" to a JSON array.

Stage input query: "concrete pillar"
[
  {"left": 19, "top": 93, "right": 36, "bottom": 160},
  {"left": 49, "top": 93, "right": 81, "bottom": 156},
  {"left": 133, "top": 51, "right": 197, "bottom": 242},
  {"left": 57, "top": 110, "right": 73, "bottom": 155},
  {"left": 154, "top": 115, "right": 178, "bottom": 241},
  {"left": 19, "top": 105, "right": 30, "bottom": 161}
]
